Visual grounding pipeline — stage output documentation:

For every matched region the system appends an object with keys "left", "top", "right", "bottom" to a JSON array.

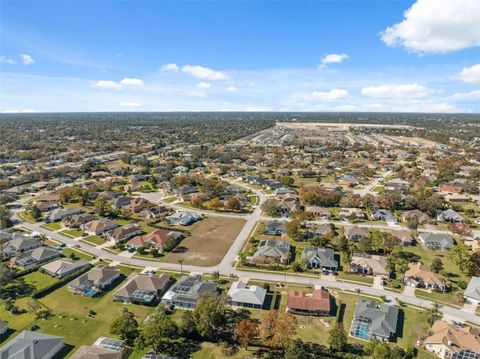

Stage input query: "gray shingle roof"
[
  {"left": 352, "top": 300, "right": 399, "bottom": 339},
  {"left": 0, "top": 330, "right": 63, "bottom": 359}
]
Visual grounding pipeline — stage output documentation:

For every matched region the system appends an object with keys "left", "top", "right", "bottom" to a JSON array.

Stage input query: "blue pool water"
[
  {"left": 354, "top": 324, "right": 370, "bottom": 339},
  {"left": 86, "top": 288, "right": 98, "bottom": 297}
]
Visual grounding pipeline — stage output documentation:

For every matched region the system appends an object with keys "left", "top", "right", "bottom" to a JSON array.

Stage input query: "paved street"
[{"left": 9, "top": 180, "right": 480, "bottom": 326}]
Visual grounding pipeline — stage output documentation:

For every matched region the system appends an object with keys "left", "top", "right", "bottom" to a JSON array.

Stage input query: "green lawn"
[
  {"left": 163, "top": 196, "right": 177, "bottom": 203},
  {"left": 62, "top": 248, "right": 94, "bottom": 261},
  {"left": 337, "top": 273, "right": 374, "bottom": 285},
  {"left": 18, "top": 211, "right": 39, "bottom": 223},
  {"left": 7, "top": 280, "right": 155, "bottom": 353},
  {"left": 41, "top": 222, "right": 62, "bottom": 231},
  {"left": 59, "top": 229, "right": 84, "bottom": 238},
  {"left": 80, "top": 235, "right": 105, "bottom": 246},
  {"left": 115, "top": 264, "right": 143, "bottom": 276},
  {"left": 23, "top": 271, "right": 60, "bottom": 291},
  {"left": 415, "top": 289, "right": 462, "bottom": 307}
]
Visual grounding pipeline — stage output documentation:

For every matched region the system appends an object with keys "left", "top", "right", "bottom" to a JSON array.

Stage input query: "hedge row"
[{"left": 32, "top": 265, "right": 91, "bottom": 299}]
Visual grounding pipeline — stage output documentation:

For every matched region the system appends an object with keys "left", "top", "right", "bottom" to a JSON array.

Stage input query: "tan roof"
[
  {"left": 351, "top": 254, "right": 388, "bottom": 276},
  {"left": 425, "top": 321, "right": 480, "bottom": 354},
  {"left": 114, "top": 273, "right": 170, "bottom": 298},
  {"left": 70, "top": 345, "right": 121, "bottom": 359},
  {"left": 404, "top": 263, "right": 444, "bottom": 286}
]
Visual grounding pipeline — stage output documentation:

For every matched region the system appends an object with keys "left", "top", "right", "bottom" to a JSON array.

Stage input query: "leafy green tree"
[
  {"left": 110, "top": 308, "right": 139, "bottom": 346},
  {"left": 0, "top": 205, "right": 13, "bottom": 229},
  {"left": 193, "top": 294, "right": 228, "bottom": 340},
  {"left": 426, "top": 303, "right": 443, "bottom": 326},
  {"left": 135, "top": 312, "right": 179, "bottom": 354},
  {"left": 327, "top": 323, "right": 348, "bottom": 352},
  {"left": 286, "top": 219, "right": 303, "bottom": 241},
  {"left": 448, "top": 242, "right": 473, "bottom": 274},
  {"left": 284, "top": 339, "right": 309, "bottom": 358},
  {"left": 430, "top": 257, "right": 444, "bottom": 273},
  {"left": 30, "top": 205, "right": 42, "bottom": 220}
]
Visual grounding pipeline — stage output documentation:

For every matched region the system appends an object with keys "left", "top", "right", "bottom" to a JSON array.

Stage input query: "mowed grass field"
[
  {"left": 1, "top": 277, "right": 155, "bottom": 355},
  {"left": 163, "top": 217, "right": 246, "bottom": 266}
]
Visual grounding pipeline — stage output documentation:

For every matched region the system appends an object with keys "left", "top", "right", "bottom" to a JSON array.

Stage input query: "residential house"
[
  {"left": 400, "top": 209, "right": 431, "bottom": 224},
  {"left": 161, "top": 275, "right": 218, "bottom": 309},
  {"left": 127, "top": 229, "right": 183, "bottom": 251},
  {"left": 418, "top": 232, "right": 454, "bottom": 251},
  {"left": 424, "top": 321, "right": 480, "bottom": 359},
  {"left": 437, "top": 209, "right": 465, "bottom": 223},
  {"left": 45, "top": 207, "right": 83, "bottom": 223},
  {"left": 12, "top": 247, "right": 60, "bottom": 269},
  {"left": 68, "top": 266, "right": 120, "bottom": 297},
  {"left": 166, "top": 211, "right": 202, "bottom": 226},
  {"left": 3, "top": 234, "right": 42, "bottom": 257},
  {"left": 41, "top": 259, "right": 91, "bottom": 278},
  {"left": 384, "top": 178, "right": 409, "bottom": 191},
  {"left": 286, "top": 288, "right": 331, "bottom": 316},
  {"left": 82, "top": 219, "right": 120, "bottom": 236},
  {"left": 70, "top": 346, "right": 121, "bottom": 359},
  {"left": 140, "top": 206, "right": 171, "bottom": 219},
  {"left": 113, "top": 273, "right": 172, "bottom": 304},
  {"left": 390, "top": 229, "right": 414, "bottom": 246},
  {"left": 92, "top": 337, "right": 125, "bottom": 354},
  {"left": 350, "top": 253, "right": 388, "bottom": 277},
  {"left": 278, "top": 197, "right": 301, "bottom": 216},
  {"left": 35, "top": 201, "right": 60, "bottom": 212},
  {"left": 344, "top": 226, "right": 369, "bottom": 241},
  {"left": 130, "top": 198, "right": 154, "bottom": 213},
  {"left": 105, "top": 224, "right": 142, "bottom": 243},
  {"left": 110, "top": 196, "right": 132, "bottom": 209},
  {"left": 404, "top": 263, "right": 446, "bottom": 291},
  {"left": 0, "top": 330, "right": 64, "bottom": 359},
  {"left": 301, "top": 247, "right": 338, "bottom": 272},
  {"left": 227, "top": 281, "right": 267, "bottom": 309},
  {"left": 63, "top": 213, "right": 96, "bottom": 228},
  {"left": 350, "top": 300, "right": 399, "bottom": 341},
  {"left": 464, "top": 277, "right": 480, "bottom": 304},
  {"left": 251, "top": 240, "right": 291, "bottom": 265},
  {"left": 339, "top": 208, "right": 365, "bottom": 221},
  {"left": 371, "top": 209, "right": 398, "bottom": 224},
  {"left": 305, "top": 206, "right": 330, "bottom": 219},
  {"left": 0, "top": 320, "right": 7, "bottom": 335},
  {"left": 264, "top": 220, "right": 287, "bottom": 236}
]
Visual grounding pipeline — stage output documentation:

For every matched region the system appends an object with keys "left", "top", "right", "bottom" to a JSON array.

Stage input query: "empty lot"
[{"left": 164, "top": 216, "right": 246, "bottom": 266}]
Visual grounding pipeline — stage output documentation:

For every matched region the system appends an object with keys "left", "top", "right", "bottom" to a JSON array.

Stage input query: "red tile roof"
[{"left": 287, "top": 288, "right": 330, "bottom": 312}]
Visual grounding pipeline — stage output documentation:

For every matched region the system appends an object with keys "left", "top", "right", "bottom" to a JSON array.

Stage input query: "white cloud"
[
  {"left": 457, "top": 64, "right": 480, "bottom": 84},
  {"left": 182, "top": 65, "right": 229, "bottom": 80},
  {"left": 0, "top": 56, "right": 16, "bottom": 64},
  {"left": 3, "top": 109, "right": 35, "bottom": 113},
  {"left": 361, "top": 83, "right": 429, "bottom": 99},
  {"left": 119, "top": 77, "right": 144, "bottom": 86},
  {"left": 159, "top": 63, "right": 179, "bottom": 73},
  {"left": 20, "top": 54, "right": 35, "bottom": 65},
  {"left": 320, "top": 53, "right": 348, "bottom": 67},
  {"left": 335, "top": 104, "right": 357, "bottom": 111},
  {"left": 309, "top": 89, "right": 349, "bottom": 101},
  {"left": 226, "top": 86, "right": 237, "bottom": 92},
  {"left": 91, "top": 80, "right": 123, "bottom": 90},
  {"left": 91, "top": 77, "right": 143, "bottom": 89},
  {"left": 186, "top": 90, "right": 208, "bottom": 98},
  {"left": 120, "top": 101, "right": 141, "bottom": 108},
  {"left": 449, "top": 90, "right": 480, "bottom": 101},
  {"left": 381, "top": 0, "right": 480, "bottom": 54},
  {"left": 197, "top": 82, "right": 211, "bottom": 89}
]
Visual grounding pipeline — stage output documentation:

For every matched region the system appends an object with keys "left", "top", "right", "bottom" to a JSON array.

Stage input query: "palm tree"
[
  {"left": 177, "top": 259, "right": 184, "bottom": 275},
  {"left": 355, "top": 288, "right": 362, "bottom": 300}
]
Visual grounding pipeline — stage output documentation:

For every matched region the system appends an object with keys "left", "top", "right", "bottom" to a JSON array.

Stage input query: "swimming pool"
[
  {"left": 86, "top": 288, "right": 99, "bottom": 297},
  {"left": 353, "top": 323, "right": 370, "bottom": 339}
]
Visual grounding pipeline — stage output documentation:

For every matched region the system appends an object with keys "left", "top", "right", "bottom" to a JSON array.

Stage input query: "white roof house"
[
  {"left": 465, "top": 277, "right": 480, "bottom": 303},
  {"left": 227, "top": 281, "right": 267, "bottom": 308}
]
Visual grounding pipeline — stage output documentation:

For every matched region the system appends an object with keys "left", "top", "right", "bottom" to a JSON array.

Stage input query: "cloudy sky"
[{"left": 1, "top": 0, "right": 479, "bottom": 113}]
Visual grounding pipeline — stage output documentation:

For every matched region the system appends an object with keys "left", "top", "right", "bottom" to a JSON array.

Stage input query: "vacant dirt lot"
[{"left": 164, "top": 216, "right": 246, "bottom": 266}]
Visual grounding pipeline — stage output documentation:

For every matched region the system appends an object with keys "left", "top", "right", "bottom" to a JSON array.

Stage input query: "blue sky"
[{"left": 1, "top": 0, "right": 479, "bottom": 113}]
